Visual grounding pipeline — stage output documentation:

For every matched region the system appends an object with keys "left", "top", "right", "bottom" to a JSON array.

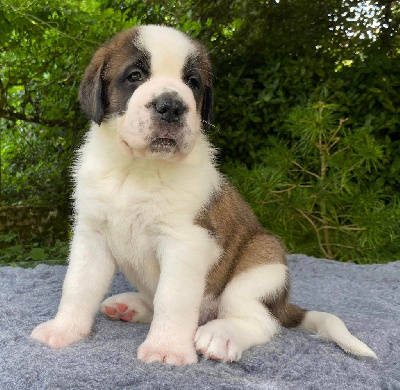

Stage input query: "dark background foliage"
[{"left": 1, "top": 0, "right": 399, "bottom": 264}]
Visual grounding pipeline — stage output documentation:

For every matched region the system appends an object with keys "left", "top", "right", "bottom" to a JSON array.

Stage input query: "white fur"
[
  {"left": 137, "top": 25, "right": 195, "bottom": 79},
  {"left": 298, "top": 311, "right": 377, "bottom": 358},
  {"left": 118, "top": 77, "right": 200, "bottom": 160},
  {"left": 31, "top": 108, "right": 221, "bottom": 364},
  {"left": 30, "top": 223, "right": 116, "bottom": 348},
  {"left": 119, "top": 25, "right": 199, "bottom": 161},
  {"left": 195, "top": 264, "right": 286, "bottom": 362},
  {"left": 30, "top": 25, "right": 220, "bottom": 362}
]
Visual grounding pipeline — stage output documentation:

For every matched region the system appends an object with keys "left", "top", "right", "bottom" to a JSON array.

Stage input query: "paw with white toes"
[
  {"left": 31, "top": 318, "right": 90, "bottom": 349},
  {"left": 137, "top": 335, "right": 198, "bottom": 366},
  {"left": 195, "top": 319, "right": 243, "bottom": 363},
  {"left": 101, "top": 292, "right": 153, "bottom": 324}
]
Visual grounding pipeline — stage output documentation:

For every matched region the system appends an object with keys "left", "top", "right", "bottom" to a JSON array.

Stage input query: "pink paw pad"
[
  {"left": 116, "top": 303, "right": 128, "bottom": 313},
  {"left": 105, "top": 306, "right": 117, "bottom": 316},
  {"left": 209, "top": 354, "right": 220, "bottom": 361},
  {"left": 120, "top": 311, "right": 135, "bottom": 322}
]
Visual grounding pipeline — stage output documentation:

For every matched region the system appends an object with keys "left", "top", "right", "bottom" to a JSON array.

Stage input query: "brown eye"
[
  {"left": 127, "top": 71, "right": 142, "bottom": 82},
  {"left": 187, "top": 76, "right": 200, "bottom": 90}
]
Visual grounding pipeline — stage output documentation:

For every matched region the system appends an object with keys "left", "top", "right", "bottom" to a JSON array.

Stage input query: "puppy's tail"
[{"left": 281, "top": 304, "right": 377, "bottom": 358}]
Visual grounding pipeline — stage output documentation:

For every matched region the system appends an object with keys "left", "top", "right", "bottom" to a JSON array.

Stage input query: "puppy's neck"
[{"left": 81, "top": 121, "right": 219, "bottom": 190}]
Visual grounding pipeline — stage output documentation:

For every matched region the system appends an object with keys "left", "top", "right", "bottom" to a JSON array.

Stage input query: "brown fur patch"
[
  {"left": 232, "top": 234, "right": 286, "bottom": 275},
  {"left": 195, "top": 180, "right": 287, "bottom": 297},
  {"left": 196, "top": 179, "right": 306, "bottom": 328},
  {"left": 262, "top": 279, "right": 307, "bottom": 328}
]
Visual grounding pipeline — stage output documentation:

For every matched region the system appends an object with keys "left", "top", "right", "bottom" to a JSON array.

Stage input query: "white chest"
[
  {"left": 74, "top": 128, "right": 221, "bottom": 295},
  {"left": 98, "top": 176, "right": 167, "bottom": 261}
]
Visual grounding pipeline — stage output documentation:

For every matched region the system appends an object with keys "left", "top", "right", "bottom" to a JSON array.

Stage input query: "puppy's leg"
[
  {"left": 195, "top": 263, "right": 287, "bottom": 362},
  {"left": 31, "top": 224, "right": 116, "bottom": 348},
  {"left": 101, "top": 292, "right": 153, "bottom": 323},
  {"left": 137, "top": 225, "right": 219, "bottom": 366}
]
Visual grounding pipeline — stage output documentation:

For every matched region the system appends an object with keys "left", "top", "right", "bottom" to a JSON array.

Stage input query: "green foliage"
[
  {"left": 225, "top": 102, "right": 400, "bottom": 263},
  {"left": 0, "top": 232, "right": 68, "bottom": 267},
  {"left": 0, "top": 0, "right": 201, "bottom": 207},
  {"left": 316, "top": 52, "right": 400, "bottom": 190},
  {"left": 0, "top": 0, "right": 140, "bottom": 207},
  {"left": 1, "top": 120, "right": 74, "bottom": 205},
  {"left": 0, "top": 0, "right": 399, "bottom": 263},
  {"left": 200, "top": 1, "right": 400, "bottom": 170}
]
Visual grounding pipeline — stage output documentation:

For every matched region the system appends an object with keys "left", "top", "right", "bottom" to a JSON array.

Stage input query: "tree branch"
[{"left": 0, "top": 108, "right": 71, "bottom": 128}]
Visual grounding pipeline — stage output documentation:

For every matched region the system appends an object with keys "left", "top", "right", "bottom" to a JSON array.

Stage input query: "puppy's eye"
[
  {"left": 127, "top": 71, "right": 143, "bottom": 82},
  {"left": 186, "top": 76, "right": 200, "bottom": 90}
]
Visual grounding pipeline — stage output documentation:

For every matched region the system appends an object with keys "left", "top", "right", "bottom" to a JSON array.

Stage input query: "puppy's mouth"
[{"left": 150, "top": 137, "right": 178, "bottom": 153}]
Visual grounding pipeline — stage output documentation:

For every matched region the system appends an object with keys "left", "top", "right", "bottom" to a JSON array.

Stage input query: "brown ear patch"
[
  {"left": 201, "top": 85, "right": 213, "bottom": 130},
  {"left": 183, "top": 40, "right": 213, "bottom": 130},
  {"left": 79, "top": 47, "right": 108, "bottom": 124},
  {"left": 79, "top": 27, "right": 144, "bottom": 124}
]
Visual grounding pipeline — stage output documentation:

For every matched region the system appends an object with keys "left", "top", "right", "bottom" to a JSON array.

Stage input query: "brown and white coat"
[{"left": 31, "top": 25, "right": 376, "bottom": 365}]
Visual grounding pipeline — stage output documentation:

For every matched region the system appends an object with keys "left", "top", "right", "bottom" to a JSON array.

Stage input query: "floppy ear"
[
  {"left": 201, "top": 84, "right": 214, "bottom": 131},
  {"left": 79, "top": 54, "right": 106, "bottom": 125}
]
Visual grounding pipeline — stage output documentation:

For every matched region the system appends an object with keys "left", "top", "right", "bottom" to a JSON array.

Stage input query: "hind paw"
[{"left": 195, "top": 320, "right": 242, "bottom": 362}]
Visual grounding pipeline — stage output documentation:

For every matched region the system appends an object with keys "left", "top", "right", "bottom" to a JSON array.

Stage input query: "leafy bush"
[
  {"left": 225, "top": 102, "right": 400, "bottom": 263},
  {"left": 0, "top": 232, "right": 69, "bottom": 267},
  {"left": 1, "top": 0, "right": 399, "bottom": 263}
]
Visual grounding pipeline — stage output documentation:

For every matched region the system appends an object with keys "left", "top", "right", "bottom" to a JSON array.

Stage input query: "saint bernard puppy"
[{"left": 31, "top": 25, "right": 376, "bottom": 365}]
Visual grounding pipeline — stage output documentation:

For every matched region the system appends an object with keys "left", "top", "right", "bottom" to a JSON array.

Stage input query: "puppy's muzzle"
[{"left": 153, "top": 92, "right": 187, "bottom": 124}]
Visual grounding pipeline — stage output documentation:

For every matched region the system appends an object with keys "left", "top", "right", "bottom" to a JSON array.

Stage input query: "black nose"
[{"left": 154, "top": 93, "right": 186, "bottom": 124}]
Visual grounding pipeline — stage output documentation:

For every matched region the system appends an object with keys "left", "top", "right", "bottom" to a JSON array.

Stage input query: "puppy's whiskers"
[{"left": 201, "top": 119, "right": 217, "bottom": 130}]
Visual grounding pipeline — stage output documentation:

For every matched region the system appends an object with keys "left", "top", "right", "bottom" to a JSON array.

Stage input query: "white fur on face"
[
  {"left": 117, "top": 77, "right": 200, "bottom": 161},
  {"left": 116, "top": 26, "right": 200, "bottom": 161},
  {"left": 137, "top": 25, "right": 195, "bottom": 78}
]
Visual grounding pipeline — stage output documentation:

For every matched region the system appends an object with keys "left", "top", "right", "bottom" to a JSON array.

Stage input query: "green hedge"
[{"left": 1, "top": 0, "right": 399, "bottom": 262}]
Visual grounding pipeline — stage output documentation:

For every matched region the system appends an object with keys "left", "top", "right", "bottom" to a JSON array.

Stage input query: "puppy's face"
[{"left": 79, "top": 26, "right": 213, "bottom": 161}]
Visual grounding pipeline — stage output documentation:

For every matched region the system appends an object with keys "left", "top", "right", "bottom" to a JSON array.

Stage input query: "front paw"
[
  {"left": 137, "top": 335, "right": 198, "bottom": 366},
  {"left": 30, "top": 319, "right": 89, "bottom": 348}
]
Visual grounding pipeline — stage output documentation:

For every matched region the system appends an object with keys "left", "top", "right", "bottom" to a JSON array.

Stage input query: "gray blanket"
[{"left": 0, "top": 255, "right": 399, "bottom": 389}]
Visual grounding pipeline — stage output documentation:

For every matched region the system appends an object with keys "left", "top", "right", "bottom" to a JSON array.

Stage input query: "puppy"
[{"left": 31, "top": 25, "right": 376, "bottom": 365}]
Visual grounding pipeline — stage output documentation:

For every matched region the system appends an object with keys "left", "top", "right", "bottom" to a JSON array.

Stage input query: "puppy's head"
[{"left": 79, "top": 25, "right": 213, "bottom": 161}]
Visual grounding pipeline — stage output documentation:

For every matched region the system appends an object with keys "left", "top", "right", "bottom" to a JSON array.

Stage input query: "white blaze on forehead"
[{"left": 137, "top": 25, "right": 195, "bottom": 78}]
